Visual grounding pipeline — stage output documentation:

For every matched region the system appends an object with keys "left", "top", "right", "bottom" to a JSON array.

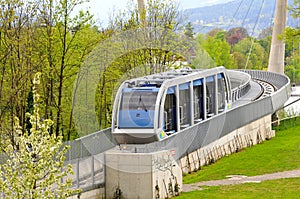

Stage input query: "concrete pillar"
[
  {"left": 105, "top": 149, "right": 182, "bottom": 199},
  {"left": 268, "top": 0, "right": 288, "bottom": 74}
]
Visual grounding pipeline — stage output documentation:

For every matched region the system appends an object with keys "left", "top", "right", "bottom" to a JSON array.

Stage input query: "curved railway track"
[{"left": 253, "top": 78, "right": 277, "bottom": 100}]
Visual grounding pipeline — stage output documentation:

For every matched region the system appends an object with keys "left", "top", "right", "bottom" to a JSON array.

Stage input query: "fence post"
[
  {"left": 76, "top": 158, "right": 80, "bottom": 188},
  {"left": 91, "top": 155, "right": 95, "bottom": 186}
]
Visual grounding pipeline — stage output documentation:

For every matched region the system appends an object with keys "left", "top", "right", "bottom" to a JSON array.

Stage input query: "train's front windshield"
[
  {"left": 118, "top": 90, "right": 158, "bottom": 128},
  {"left": 120, "top": 91, "right": 158, "bottom": 111}
]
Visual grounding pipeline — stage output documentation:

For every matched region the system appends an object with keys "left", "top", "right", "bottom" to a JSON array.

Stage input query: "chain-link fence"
[{"left": 64, "top": 128, "right": 116, "bottom": 191}]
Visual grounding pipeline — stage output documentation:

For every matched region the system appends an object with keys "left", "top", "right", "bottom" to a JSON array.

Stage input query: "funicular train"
[{"left": 111, "top": 67, "right": 231, "bottom": 144}]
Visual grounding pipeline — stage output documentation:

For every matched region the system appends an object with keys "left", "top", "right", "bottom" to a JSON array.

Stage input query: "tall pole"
[{"left": 268, "top": 0, "right": 288, "bottom": 74}]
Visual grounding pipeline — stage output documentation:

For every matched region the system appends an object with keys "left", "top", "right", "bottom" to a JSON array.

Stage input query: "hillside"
[{"left": 185, "top": 0, "right": 297, "bottom": 37}]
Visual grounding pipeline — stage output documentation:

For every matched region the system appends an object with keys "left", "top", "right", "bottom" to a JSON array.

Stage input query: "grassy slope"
[
  {"left": 178, "top": 178, "right": 300, "bottom": 198},
  {"left": 183, "top": 118, "right": 300, "bottom": 184},
  {"left": 178, "top": 118, "right": 300, "bottom": 198}
]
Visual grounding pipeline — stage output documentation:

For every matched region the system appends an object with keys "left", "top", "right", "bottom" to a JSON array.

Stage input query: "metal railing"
[
  {"left": 64, "top": 128, "right": 116, "bottom": 191},
  {"left": 228, "top": 70, "right": 251, "bottom": 102}
]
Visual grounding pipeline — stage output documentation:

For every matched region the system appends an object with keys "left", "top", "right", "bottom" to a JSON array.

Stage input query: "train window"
[
  {"left": 120, "top": 91, "right": 157, "bottom": 111},
  {"left": 193, "top": 79, "right": 204, "bottom": 123},
  {"left": 206, "top": 75, "right": 216, "bottom": 117},
  {"left": 217, "top": 73, "right": 227, "bottom": 113},
  {"left": 118, "top": 89, "right": 158, "bottom": 128},
  {"left": 179, "top": 82, "right": 191, "bottom": 130},
  {"left": 164, "top": 86, "right": 177, "bottom": 134}
]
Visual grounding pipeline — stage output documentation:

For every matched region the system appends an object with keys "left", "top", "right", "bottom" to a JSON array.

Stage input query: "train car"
[{"left": 111, "top": 67, "right": 232, "bottom": 144}]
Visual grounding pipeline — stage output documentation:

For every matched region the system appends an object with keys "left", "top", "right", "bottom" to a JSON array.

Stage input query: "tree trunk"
[
  {"left": 138, "top": 0, "right": 147, "bottom": 27},
  {"left": 56, "top": 0, "right": 68, "bottom": 137}
]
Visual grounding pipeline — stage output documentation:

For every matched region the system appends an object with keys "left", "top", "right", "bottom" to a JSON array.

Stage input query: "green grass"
[
  {"left": 177, "top": 178, "right": 300, "bottom": 198},
  {"left": 183, "top": 118, "right": 300, "bottom": 184}
]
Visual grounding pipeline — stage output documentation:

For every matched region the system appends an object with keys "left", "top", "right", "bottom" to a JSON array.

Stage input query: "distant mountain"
[
  {"left": 185, "top": 0, "right": 298, "bottom": 37},
  {"left": 182, "top": 0, "right": 235, "bottom": 9}
]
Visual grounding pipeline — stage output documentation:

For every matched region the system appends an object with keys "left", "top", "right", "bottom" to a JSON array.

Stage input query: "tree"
[
  {"left": 225, "top": 27, "right": 249, "bottom": 51},
  {"left": 0, "top": 0, "right": 101, "bottom": 142},
  {"left": 258, "top": 27, "right": 273, "bottom": 40},
  {"left": 283, "top": 1, "right": 300, "bottom": 82},
  {"left": 207, "top": 28, "right": 224, "bottom": 38},
  {"left": 284, "top": 27, "right": 300, "bottom": 83},
  {"left": 93, "top": 0, "right": 187, "bottom": 129},
  {"left": 184, "top": 22, "right": 194, "bottom": 38},
  {"left": 194, "top": 34, "right": 234, "bottom": 68},
  {"left": 30, "top": 0, "right": 101, "bottom": 139},
  {"left": 0, "top": 73, "right": 79, "bottom": 198},
  {"left": 0, "top": 0, "right": 39, "bottom": 137},
  {"left": 289, "top": 0, "right": 300, "bottom": 21},
  {"left": 231, "top": 52, "right": 245, "bottom": 69},
  {"left": 232, "top": 37, "right": 268, "bottom": 70},
  {"left": 257, "top": 36, "right": 271, "bottom": 56}
]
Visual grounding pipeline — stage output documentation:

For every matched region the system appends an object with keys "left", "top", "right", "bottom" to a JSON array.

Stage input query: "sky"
[{"left": 80, "top": 0, "right": 233, "bottom": 27}]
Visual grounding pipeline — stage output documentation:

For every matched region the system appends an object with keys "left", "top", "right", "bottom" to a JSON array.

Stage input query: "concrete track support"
[
  {"left": 105, "top": 150, "right": 182, "bottom": 199},
  {"left": 268, "top": 0, "right": 287, "bottom": 74}
]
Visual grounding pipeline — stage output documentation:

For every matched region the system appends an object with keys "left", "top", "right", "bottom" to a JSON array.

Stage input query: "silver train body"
[{"left": 112, "top": 67, "right": 232, "bottom": 144}]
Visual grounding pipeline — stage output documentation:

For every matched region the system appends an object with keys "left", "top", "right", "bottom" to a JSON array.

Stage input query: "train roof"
[{"left": 122, "top": 66, "right": 227, "bottom": 89}]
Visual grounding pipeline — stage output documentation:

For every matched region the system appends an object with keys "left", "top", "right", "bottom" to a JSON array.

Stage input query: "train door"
[
  {"left": 164, "top": 86, "right": 177, "bottom": 134},
  {"left": 193, "top": 79, "right": 204, "bottom": 123},
  {"left": 179, "top": 83, "right": 191, "bottom": 130},
  {"left": 217, "top": 73, "right": 227, "bottom": 113}
]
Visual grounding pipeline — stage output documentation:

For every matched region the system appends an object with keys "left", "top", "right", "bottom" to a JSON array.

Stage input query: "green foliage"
[
  {"left": 95, "top": 0, "right": 186, "bottom": 129},
  {"left": 0, "top": 73, "right": 80, "bottom": 198},
  {"left": 284, "top": 0, "right": 300, "bottom": 83},
  {"left": 232, "top": 51, "right": 246, "bottom": 69},
  {"left": 257, "top": 36, "right": 271, "bottom": 55},
  {"left": 289, "top": 0, "right": 300, "bottom": 19},
  {"left": 184, "top": 22, "right": 194, "bottom": 38},
  {"left": 232, "top": 37, "right": 268, "bottom": 70},
  {"left": 194, "top": 27, "right": 272, "bottom": 70},
  {"left": 284, "top": 27, "right": 300, "bottom": 83},
  {"left": 207, "top": 28, "right": 225, "bottom": 38},
  {"left": 0, "top": 0, "right": 39, "bottom": 134},
  {"left": 285, "top": 62, "right": 300, "bottom": 84},
  {"left": 0, "top": 0, "right": 102, "bottom": 141},
  {"left": 193, "top": 34, "right": 234, "bottom": 68}
]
